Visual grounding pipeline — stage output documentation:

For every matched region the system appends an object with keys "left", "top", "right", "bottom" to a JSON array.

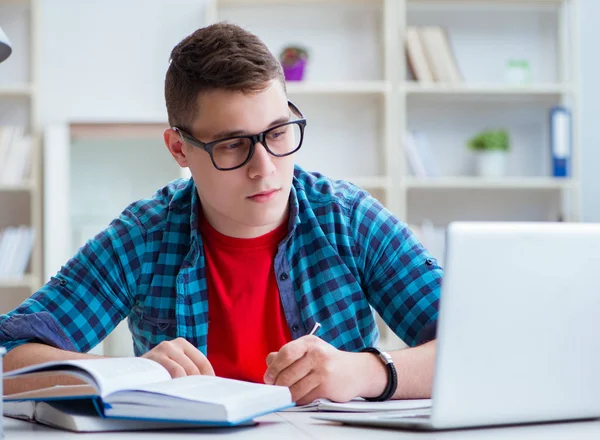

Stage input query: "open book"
[
  {"left": 284, "top": 398, "right": 431, "bottom": 413},
  {"left": 4, "top": 358, "right": 293, "bottom": 426}
]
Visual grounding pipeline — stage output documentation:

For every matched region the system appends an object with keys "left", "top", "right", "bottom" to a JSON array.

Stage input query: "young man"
[{"left": 0, "top": 23, "right": 441, "bottom": 404}]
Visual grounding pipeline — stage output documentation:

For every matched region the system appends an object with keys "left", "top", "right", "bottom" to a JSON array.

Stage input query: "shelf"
[
  {"left": 341, "top": 176, "right": 390, "bottom": 189},
  {"left": 0, "top": 274, "right": 38, "bottom": 289},
  {"left": 405, "top": 83, "right": 569, "bottom": 97},
  {"left": 409, "top": 0, "right": 563, "bottom": 3},
  {"left": 405, "top": 177, "right": 573, "bottom": 190},
  {"left": 0, "top": 84, "right": 33, "bottom": 97},
  {"left": 219, "top": 0, "right": 380, "bottom": 5},
  {"left": 286, "top": 81, "right": 390, "bottom": 95},
  {"left": 0, "top": 181, "right": 35, "bottom": 192}
]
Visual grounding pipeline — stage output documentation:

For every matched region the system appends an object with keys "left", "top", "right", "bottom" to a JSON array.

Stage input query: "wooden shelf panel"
[
  {"left": 405, "top": 177, "right": 574, "bottom": 190},
  {"left": 287, "top": 81, "right": 390, "bottom": 95},
  {"left": 0, "top": 84, "right": 33, "bottom": 97},
  {"left": 405, "top": 83, "right": 569, "bottom": 97},
  {"left": 0, "top": 181, "right": 35, "bottom": 192},
  {"left": 219, "top": 0, "right": 380, "bottom": 5},
  {"left": 0, "top": 274, "right": 38, "bottom": 289}
]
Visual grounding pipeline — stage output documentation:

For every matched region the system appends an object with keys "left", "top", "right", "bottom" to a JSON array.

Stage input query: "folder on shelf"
[{"left": 549, "top": 106, "right": 571, "bottom": 178}]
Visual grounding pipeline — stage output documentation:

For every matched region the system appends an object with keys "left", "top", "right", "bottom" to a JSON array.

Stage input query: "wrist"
[{"left": 356, "top": 352, "right": 388, "bottom": 399}]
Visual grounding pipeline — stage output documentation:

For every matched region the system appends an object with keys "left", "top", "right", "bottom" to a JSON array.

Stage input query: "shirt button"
[
  {"left": 292, "top": 324, "right": 300, "bottom": 332},
  {"left": 426, "top": 259, "right": 434, "bottom": 266},
  {"left": 59, "top": 279, "right": 67, "bottom": 287},
  {"left": 279, "top": 272, "right": 289, "bottom": 281}
]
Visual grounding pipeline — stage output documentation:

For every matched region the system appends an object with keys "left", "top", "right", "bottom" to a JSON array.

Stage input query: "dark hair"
[{"left": 165, "top": 22, "right": 285, "bottom": 129}]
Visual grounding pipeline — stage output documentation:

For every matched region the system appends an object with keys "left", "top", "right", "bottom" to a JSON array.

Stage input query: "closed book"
[
  {"left": 419, "top": 26, "right": 462, "bottom": 83},
  {"left": 4, "top": 398, "right": 212, "bottom": 432},
  {"left": 4, "top": 357, "right": 293, "bottom": 428},
  {"left": 549, "top": 106, "right": 571, "bottom": 178},
  {"left": 405, "top": 26, "right": 434, "bottom": 83}
]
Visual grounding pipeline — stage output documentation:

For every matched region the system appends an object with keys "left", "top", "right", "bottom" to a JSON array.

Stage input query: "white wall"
[
  {"left": 38, "top": 0, "right": 208, "bottom": 123},
  {"left": 579, "top": 0, "right": 600, "bottom": 222}
]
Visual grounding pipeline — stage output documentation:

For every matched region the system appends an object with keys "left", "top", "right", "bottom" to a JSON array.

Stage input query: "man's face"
[{"left": 173, "top": 80, "right": 296, "bottom": 238}]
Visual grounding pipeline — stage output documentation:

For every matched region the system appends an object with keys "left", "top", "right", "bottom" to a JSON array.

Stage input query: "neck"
[{"left": 200, "top": 206, "right": 289, "bottom": 239}]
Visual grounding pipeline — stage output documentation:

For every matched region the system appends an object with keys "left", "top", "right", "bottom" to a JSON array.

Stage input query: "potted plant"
[
  {"left": 467, "top": 129, "right": 510, "bottom": 177},
  {"left": 279, "top": 45, "right": 309, "bottom": 81}
]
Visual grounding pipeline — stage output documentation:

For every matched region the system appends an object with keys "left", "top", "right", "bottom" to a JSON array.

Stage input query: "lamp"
[{"left": 0, "top": 25, "right": 12, "bottom": 63}]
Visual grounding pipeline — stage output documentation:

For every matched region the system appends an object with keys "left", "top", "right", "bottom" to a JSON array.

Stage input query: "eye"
[
  {"left": 268, "top": 128, "right": 287, "bottom": 140},
  {"left": 217, "top": 140, "right": 243, "bottom": 150}
]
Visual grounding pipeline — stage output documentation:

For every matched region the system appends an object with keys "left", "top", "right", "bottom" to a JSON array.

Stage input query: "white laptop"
[{"left": 314, "top": 222, "right": 600, "bottom": 430}]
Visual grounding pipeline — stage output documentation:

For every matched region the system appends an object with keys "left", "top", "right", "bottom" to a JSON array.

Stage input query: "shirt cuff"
[{"left": 0, "top": 312, "right": 78, "bottom": 353}]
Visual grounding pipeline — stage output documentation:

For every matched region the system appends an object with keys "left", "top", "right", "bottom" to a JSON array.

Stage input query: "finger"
[
  {"left": 264, "top": 340, "right": 309, "bottom": 384},
  {"left": 266, "top": 352, "right": 277, "bottom": 366},
  {"left": 174, "top": 338, "right": 215, "bottom": 376},
  {"left": 184, "top": 346, "right": 215, "bottom": 376},
  {"left": 289, "top": 372, "right": 322, "bottom": 404},
  {"left": 159, "top": 357, "right": 188, "bottom": 379},
  {"left": 166, "top": 349, "right": 201, "bottom": 376},
  {"left": 273, "top": 352, "right": 314, "bottom": 388}
]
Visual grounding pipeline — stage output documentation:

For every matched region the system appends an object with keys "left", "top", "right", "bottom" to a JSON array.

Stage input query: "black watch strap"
[{"left": 360, "top": 347, "right": 398, "bottom": 401}]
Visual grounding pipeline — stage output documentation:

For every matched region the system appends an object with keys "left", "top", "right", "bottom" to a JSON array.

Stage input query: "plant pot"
[
  {"left": 475, "top": 150, "right": 508, "bottom": 178},
  {"left": 282, "top": 59, "right": 307, "bottom": 81}
]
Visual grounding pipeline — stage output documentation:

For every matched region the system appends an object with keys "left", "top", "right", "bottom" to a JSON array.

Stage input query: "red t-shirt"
[{"left": 201, "top": 215, "right": 292, "bottom": 383}]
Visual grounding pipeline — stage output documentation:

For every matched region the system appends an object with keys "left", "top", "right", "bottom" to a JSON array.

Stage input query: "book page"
[
  {"left": 67, "top": 358, "right": 172, "bottom": 397},
  {"left": 4, "top": 358, "right": 171, "bottom": 398}
]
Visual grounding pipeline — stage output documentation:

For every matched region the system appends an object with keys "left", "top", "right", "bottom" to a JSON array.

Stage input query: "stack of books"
[
  {"left": 0, "top": 226, "right": 35, "bottom": 277},
  {"left": 4, "top": 357, "right": 293, "bottom": 432},
  {"left": 405, "top": 26, "right": 462, "bottom": 84},
  {"left": 0, "top": 125, "right": 33, "bottom": 185}
]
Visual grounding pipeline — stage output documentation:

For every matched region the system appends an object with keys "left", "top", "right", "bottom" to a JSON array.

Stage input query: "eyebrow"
[{"left": 209, "top": 115, "right": 290, "bottom": 141}]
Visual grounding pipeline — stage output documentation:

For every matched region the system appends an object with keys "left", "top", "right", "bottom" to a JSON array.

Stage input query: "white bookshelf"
[
  {"left": 0, "top": 0, "right": 42, "bottom": 312},
  {"left": 208, "top": 0, "right": 580, "bottom": 349}
]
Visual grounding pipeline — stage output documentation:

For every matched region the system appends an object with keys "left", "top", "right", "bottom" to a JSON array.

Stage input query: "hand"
[
  {"left": 141, "top": 337, "right": 215, "bottom": 378},
  {"left": 263, "top": 336, "right": 370, "bottom": 405}
]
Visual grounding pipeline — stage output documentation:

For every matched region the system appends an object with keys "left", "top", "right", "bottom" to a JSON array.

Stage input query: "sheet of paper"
[{"left": 284, "top": 398, "right": 432, "bottom": 412}]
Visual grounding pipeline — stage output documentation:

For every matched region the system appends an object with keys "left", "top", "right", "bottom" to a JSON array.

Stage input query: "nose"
[{"left": 248, "top": 141, "right": 276, "bottom": 179}]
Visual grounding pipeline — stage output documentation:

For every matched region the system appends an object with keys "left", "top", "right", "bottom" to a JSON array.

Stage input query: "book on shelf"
[
  {"left": 549, "top": 106, "right": 571, "bottom": 178},
  {"left": 407, "top": 26, "right": 462, "bottom": 84},
  {"left": 4, "top": 357, "right": 293, "bottom": 428},
  {"left": 0, "top": 125, "right": 32, "bottom": 185},
  {"left": 405, "top": 26, "right": 434, "bottom": 83},
  {"left": 283, "top": 397, "right": 431, "bottom": 413},
  {"left": 0, "top": 225, "right": 35, "bottom": 277},
  {"left": 404, "top": 131, "right": 440, "bottom": 178}
]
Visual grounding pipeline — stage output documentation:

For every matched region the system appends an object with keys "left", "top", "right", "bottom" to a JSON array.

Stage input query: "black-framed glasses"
[{"left": 172, "top": 101, "right": 307, "bottom": 171}]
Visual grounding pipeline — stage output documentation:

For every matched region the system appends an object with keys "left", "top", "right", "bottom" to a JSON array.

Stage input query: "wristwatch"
[{"left": 360, "top": 347, "right": 398, "bottom": 401}]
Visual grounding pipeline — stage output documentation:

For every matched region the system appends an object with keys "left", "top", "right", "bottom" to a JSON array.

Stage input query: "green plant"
[
  {"left": 279, "top": 46, "right": 308, "bottom": 66},
  {"left": 467, "top": 129, "right": 510, "bottom": 152}
]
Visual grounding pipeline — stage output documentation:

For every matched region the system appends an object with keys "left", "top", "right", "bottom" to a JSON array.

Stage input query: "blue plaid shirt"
[{"left": 0, "top": 166, "right": 442, "bottom": 356}]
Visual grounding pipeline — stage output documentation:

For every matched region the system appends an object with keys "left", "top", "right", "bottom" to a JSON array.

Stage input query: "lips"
[{"left": 249, "top": 189, "right": 278, "bottom": 198}]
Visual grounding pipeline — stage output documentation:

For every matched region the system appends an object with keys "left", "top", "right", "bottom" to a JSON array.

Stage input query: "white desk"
[{"left": 5, "top": 413, "right": 600, "bottom": 439}]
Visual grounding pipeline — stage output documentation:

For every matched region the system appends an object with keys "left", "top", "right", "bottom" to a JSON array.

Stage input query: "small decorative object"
[
  {"left": 505, "top": 59, "right": 531, "bottom": 85},
  {"left": 467, "top": 129, "right": 510, "bottom": 178},
  {"left": 280, "top": 45, "right": 309, "bottom": 81}
]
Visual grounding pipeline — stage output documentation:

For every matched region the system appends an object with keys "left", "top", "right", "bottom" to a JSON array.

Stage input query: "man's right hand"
[{"left": 141, "top": 337, "right": 215, "bottom": 378}]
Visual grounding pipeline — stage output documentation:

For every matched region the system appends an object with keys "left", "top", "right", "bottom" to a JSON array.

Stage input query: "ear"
[{"left": 164, "top": 128, "right": 191, "bottom": 168}]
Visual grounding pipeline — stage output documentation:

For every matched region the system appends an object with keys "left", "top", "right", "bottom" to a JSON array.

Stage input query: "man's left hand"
[{"left": 263, "top": 336, "right": 383, "bottom": 404}]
